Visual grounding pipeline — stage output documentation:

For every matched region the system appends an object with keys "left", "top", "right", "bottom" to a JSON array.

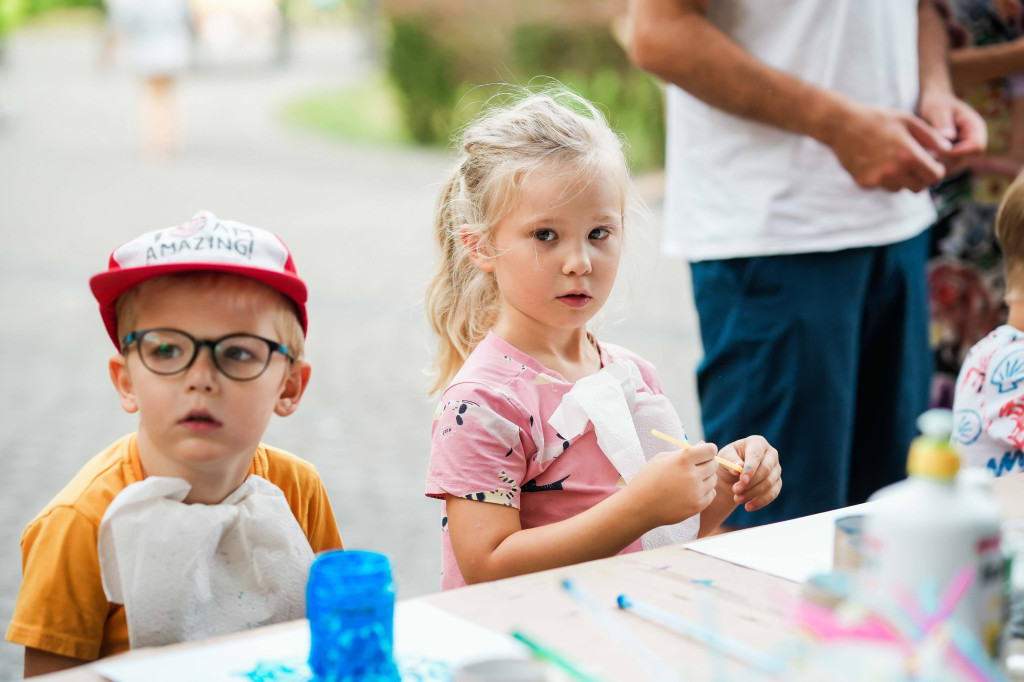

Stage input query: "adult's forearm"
[
  {"left": 630, "top": 0, "right": 959, "bottom": 191},
  {"left": 949, "top": 42, "right": 1024, "bottom": 90},
  {"left": 918, "top": 0, "right": 954, "bottom": 98},
  {"left": 628, "top": 0, "right": 852, "bottom": 146}
]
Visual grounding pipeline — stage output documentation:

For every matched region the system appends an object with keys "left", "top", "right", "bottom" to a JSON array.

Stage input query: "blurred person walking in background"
[
  {"left": 105, "top": 0, "right": 193, "bottom": 159},
  {"left": 629, "top": 0, "right": 986, "bottom": 529}
]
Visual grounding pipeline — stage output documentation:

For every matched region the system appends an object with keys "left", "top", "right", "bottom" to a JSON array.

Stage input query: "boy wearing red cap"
[{"left": 6, "top": 211, "right": 342, "bottom": 677}]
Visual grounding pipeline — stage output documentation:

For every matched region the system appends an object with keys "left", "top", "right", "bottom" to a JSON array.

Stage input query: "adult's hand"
[
  {"left": 918, "top": 88, "right": 988, "bottom": 174},
  {"left": 825, "top": 102, "right": 951, "bottom": 193}
]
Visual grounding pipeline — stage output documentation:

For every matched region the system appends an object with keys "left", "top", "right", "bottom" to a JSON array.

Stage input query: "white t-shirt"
[
  {"left": 952, "top": 325, "right": 1024, "bottom": 476},
  {"left": 663, "top": 0, "right": 936, "bottom": 262},
  {"left": 107, "top": 0, "right": 192, "bottom": 76}
]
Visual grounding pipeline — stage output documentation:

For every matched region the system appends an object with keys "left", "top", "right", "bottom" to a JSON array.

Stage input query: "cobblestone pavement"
[{"left": 0, "top": 22, "right": 702, "bottom": 680}]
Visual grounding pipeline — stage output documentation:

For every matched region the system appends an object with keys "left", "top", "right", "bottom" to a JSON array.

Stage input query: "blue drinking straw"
[
  {"left": 617, "top": 594, "right": 787, "bottom": 675},
  {"left": 561, "top": 579, "right": 678, "bottom": 682}
]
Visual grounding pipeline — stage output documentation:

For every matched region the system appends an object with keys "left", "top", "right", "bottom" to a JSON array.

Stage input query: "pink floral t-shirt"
[{"left": 426, "top": 331, "right": 677, "bottom": 589}]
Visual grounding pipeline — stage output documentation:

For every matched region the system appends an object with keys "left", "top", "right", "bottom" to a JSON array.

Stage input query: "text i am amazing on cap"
[{"left": 144, "top": 225, "right": 257, "bottom": 264}]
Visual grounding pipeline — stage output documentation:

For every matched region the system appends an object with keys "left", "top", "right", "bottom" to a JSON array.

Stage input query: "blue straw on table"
[
  {"left": 617, "top": 594, "right": 787, "bottom": 675},
  {"left": 562, "top": 579, "right": 680, "bottom": 682}
]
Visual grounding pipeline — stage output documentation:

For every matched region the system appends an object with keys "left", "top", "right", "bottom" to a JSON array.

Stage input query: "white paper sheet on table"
[
  {"left": 93, "top": 600, "right": 528, "bottom": 682},
  {"left": 685, "top": 502, "right": 875, "bottom": 583}
]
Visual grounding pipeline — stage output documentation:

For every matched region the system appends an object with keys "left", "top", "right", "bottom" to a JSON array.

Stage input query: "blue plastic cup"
[{"left": 307, "top": 550, "right": 401, "bottom": 682}]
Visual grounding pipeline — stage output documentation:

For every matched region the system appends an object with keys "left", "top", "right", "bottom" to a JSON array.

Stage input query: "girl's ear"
[
  {"left": 459, "top": 224, "right": 495, "bottom": 273},
  {"left": 109, "top": 354, "right": 139, "bottom": 414},
  {"left": 275, "top": 360, "right": 311, "bottom": 417}
]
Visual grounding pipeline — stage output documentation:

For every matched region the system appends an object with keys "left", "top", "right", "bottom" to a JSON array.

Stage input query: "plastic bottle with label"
[{"left": 862, "top": 409, "right": 1004, "bottom": 657}]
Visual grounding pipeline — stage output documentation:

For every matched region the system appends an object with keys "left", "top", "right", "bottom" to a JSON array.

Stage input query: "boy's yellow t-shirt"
[{"left": 5, "top": 433, "right": 343, "bottom": 661}]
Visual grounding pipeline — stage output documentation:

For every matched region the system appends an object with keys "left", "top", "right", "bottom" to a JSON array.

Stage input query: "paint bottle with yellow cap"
[{"left": 863, "top": 409, "right": 1004, "bottom": 657}]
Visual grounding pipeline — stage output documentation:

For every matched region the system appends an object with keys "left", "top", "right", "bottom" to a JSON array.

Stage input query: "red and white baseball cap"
[{"left": 90, "top": 211, "right": 308, "bottom": 348}]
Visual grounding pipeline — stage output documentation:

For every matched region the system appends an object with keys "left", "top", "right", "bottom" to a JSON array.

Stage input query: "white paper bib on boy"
[
  {"left": 97, "top": 474, "right": 314, "bottom": 648},
  {"left": 548, "top": 359, "right": 701, "bottom": 550}
]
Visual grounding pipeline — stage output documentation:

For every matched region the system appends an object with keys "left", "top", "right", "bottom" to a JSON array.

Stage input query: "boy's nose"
[{"left": 185, "top": 347, "right": 219, "bottom": 393}]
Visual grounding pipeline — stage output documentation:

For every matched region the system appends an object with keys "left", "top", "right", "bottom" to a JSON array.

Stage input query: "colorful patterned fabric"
[{"left": 952, "top": 324, "right": 1024, "bottom": 474}]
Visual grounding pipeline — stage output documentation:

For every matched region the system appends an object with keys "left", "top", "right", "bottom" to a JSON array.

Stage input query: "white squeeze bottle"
[{"left": 862, "top": 409, "right": 1004, "bottom": 656}]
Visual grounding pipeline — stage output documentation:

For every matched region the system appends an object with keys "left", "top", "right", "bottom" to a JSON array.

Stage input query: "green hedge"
[
  {"left": 1, "top": 0, "right": 103, "bottom": 34},
  {"left": 385, "top": 18, "right": 456, "bottom": 145},
  {"left": 0, "top": 0, "right": 27, "bottom": 34},
  {"left": 384, "top": 15, "right": 665, "bottom": 170},
  {"left": 24, "top": 0, "right": 102, "bottom": 14}
]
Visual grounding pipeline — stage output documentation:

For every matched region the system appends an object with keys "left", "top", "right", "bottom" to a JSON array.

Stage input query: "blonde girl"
[{"left": 425, "top": 90, "right": 782, "bottom": 589}]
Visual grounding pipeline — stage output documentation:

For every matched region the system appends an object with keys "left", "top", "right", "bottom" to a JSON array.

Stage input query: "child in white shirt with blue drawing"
[{"left": 953, "top": 172, "right": 1024, "bottom": 475}]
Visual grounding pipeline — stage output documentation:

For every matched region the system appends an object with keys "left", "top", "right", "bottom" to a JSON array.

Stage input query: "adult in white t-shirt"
[{"left": 629, "top": 0, "right": 986, "bottom": 527}]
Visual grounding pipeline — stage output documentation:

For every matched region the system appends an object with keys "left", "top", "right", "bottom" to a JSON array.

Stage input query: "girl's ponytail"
[{"left": 425, "top": 167, "right": 499, "bottom": 395}]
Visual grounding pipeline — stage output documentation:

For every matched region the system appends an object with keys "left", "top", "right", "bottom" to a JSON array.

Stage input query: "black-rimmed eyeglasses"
[{"left": 121, "top": 328, "right": 294, "bottom": 381}]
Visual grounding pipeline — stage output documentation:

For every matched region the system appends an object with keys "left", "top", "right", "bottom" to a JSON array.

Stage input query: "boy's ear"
[
  {"left": 275, "top": 360, "right": 311, "bottom": 417},
  {"left": 459, "top": 224, "right": 494, "bottom": 273},
  {"left": 109, "top": 354, "right": 139, "bottom": 414}
]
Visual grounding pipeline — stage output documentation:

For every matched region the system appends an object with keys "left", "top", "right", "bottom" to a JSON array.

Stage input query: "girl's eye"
[
  {"left": 533, "top": 229, "right": 557, "bottom": 242},
  {"left": 589, "top": 227, "right": 611, "bottom": 240}
]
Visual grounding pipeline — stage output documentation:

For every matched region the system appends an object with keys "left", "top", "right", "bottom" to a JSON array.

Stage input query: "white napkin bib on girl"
[
  {"left": 97, "top": 474, "right": 314, "bottom": 648},
  {"left": 548, "top": 358, "right": 701, "bottom": 550}
]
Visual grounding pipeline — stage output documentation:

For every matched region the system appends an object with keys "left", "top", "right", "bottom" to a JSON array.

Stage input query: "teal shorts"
[{"left": 690, "top": 230, "right": 931, "bottom": 528}]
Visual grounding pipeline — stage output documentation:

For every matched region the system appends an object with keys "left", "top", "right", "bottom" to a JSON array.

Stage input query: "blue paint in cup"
[{"left": 307, "top": 550, "right": 400, "bottom": 682}]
